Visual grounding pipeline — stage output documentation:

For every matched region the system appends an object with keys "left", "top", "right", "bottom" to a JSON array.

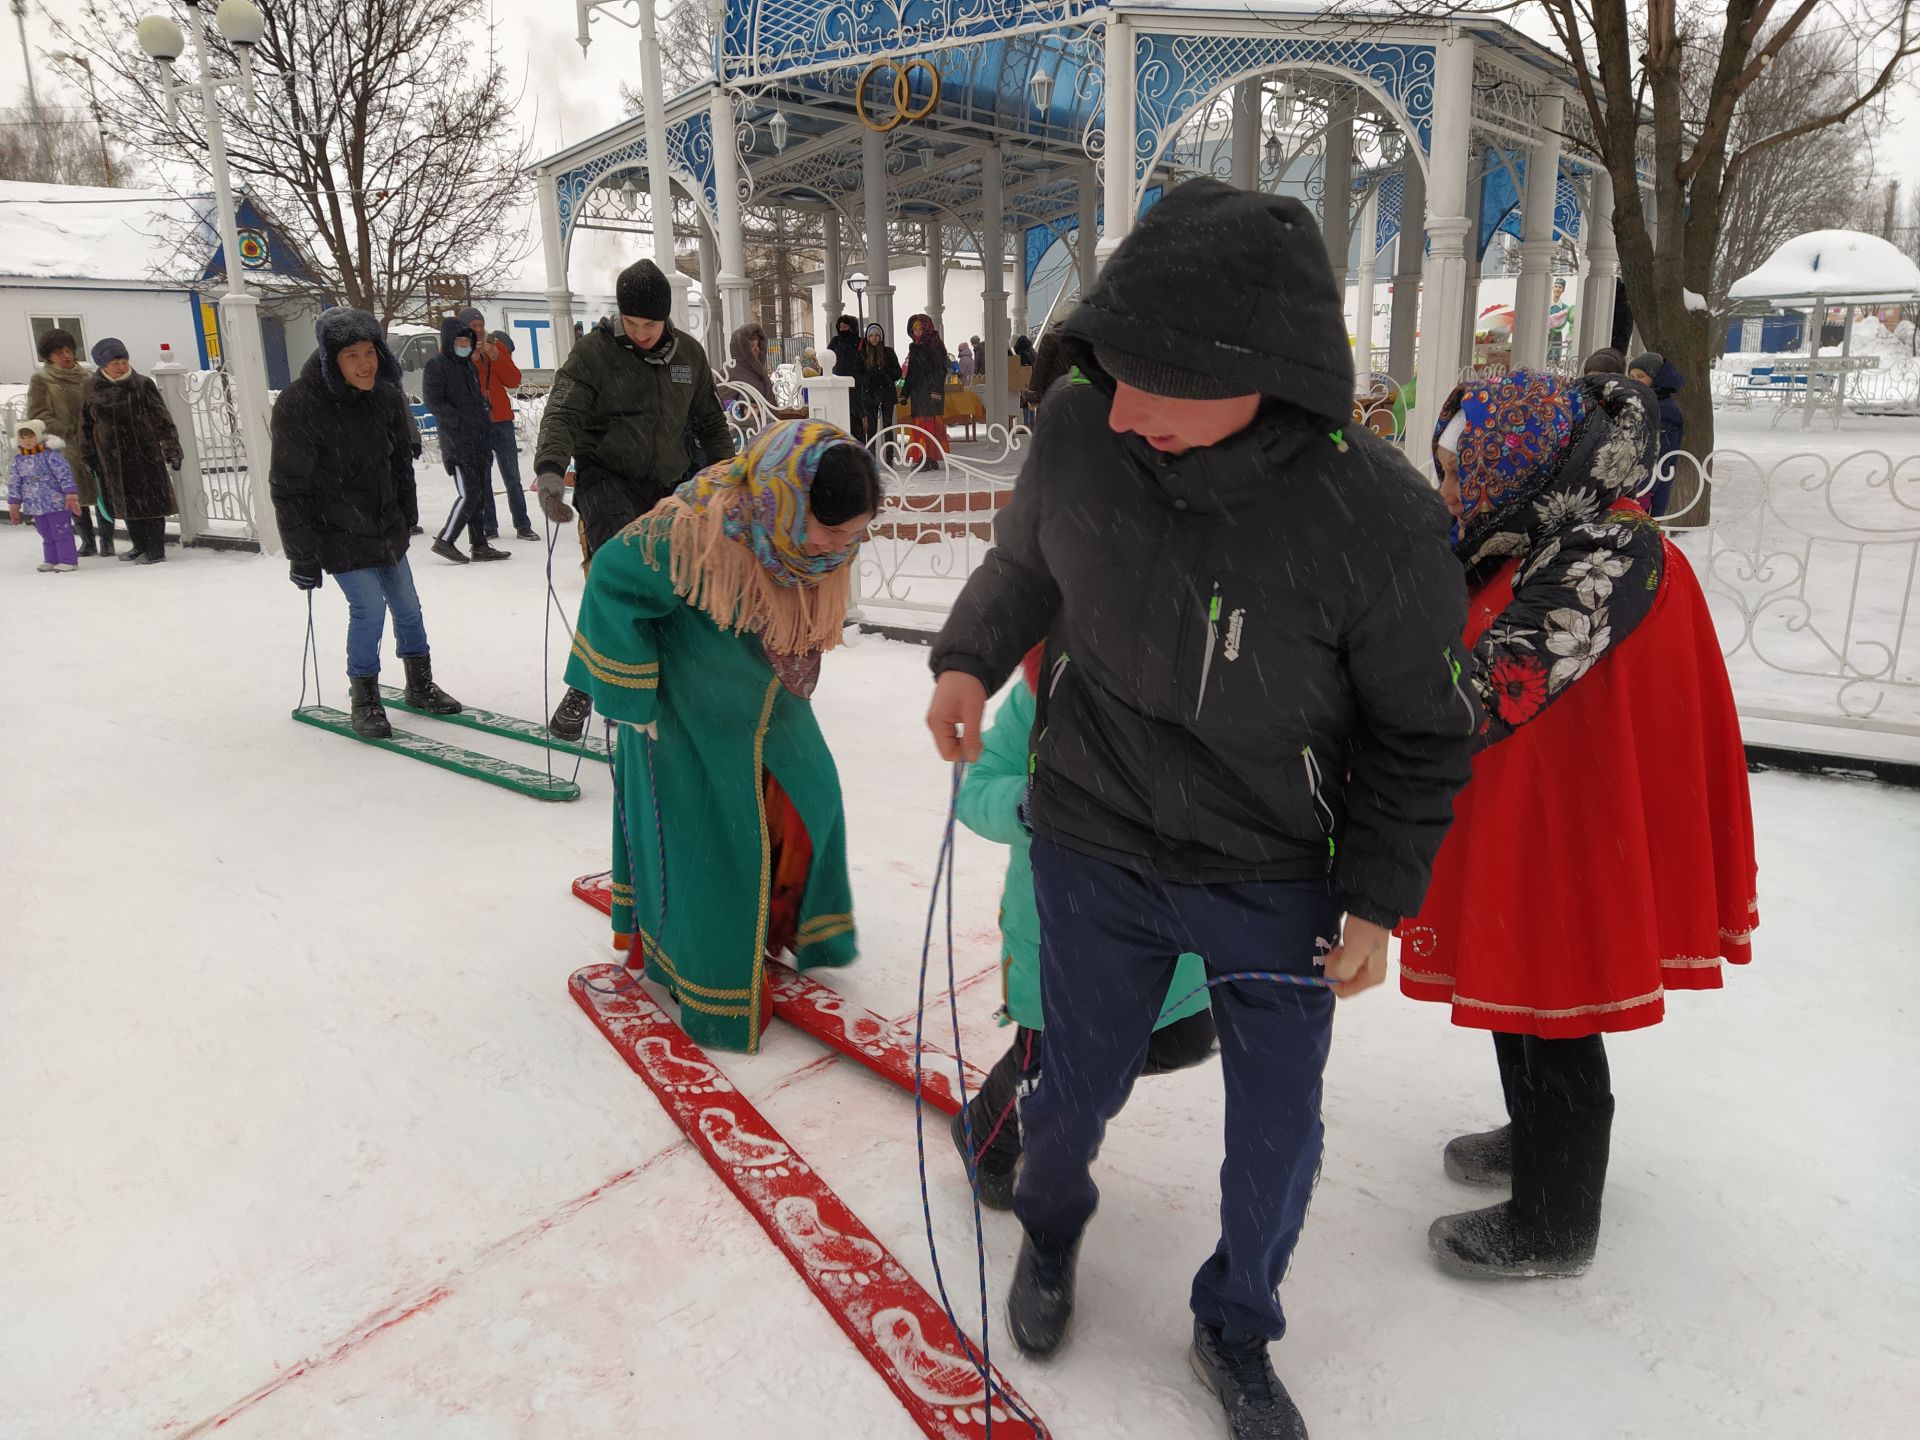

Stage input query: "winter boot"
[
  {"left": 470, "top": 538, "right": 513, "bottom": 562},
  {"left": 1189, "top": 1321, "right": 1310, "bottom": 1440},
  {"left": 431, "top": 537, "right": 469, "bottom": 565},
  {"left": 1006, "top": 1227, "right": 1083, "bottom": 1358},
  {"left": 1428, "top": 1092, "right": 1613, "bottom": 1280},
  {"left": 97, "top": 517, "right": 116, "bottom": 557},
  {"left": 401, "top": 654, "right": 462, "bottom": 715},
  {"left": 348, "top": 675, "right": 393, "bottom": 740},
  {"left": 549, "top": 686, "right": 594, "bottom": 741},
  {"left": 949, "top": 1101, "right": 1019, "bottom": 1211},
  {"left": 74, "top": 509, "right": 98, "bottom": 558},
  {"left": 1443, "top": 1124, "right": 1513, "bottom": 1187},
  {"left": 514, "top": 524, "right": 540, "bottom": 541}
]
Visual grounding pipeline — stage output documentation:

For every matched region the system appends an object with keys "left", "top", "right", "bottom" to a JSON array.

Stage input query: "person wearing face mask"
[
  {"left": 925, "top": 178, "right": 1476, "bottom": 1440},
  {"left": 564, "top": 420, "right": 878, "bottom": 1053},
  {"left": 534, "top": 258, "right": 736, "bottom": 741},
  {"left": 1408, "top": 371, "right": 1754, "bottom": 1283},
  {"left": 458, "top": 306, "right": 537, "bottom": 542},
  {"left": 421, "top": 316, "right": 508, "bottom": 565},
  {"left": 269, "top": 309, "right": 463, "bottom": 739},
  {"left": 77, "top": 338, "right": 183, "bottom": 566}
]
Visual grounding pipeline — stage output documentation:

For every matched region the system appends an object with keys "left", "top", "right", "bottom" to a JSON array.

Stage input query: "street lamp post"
[
  {"left": 848, "top": 270, "right": 868, "bottom": 327},
  {"left": 137, "top": 0, "right": 280, "bottom": 554}
]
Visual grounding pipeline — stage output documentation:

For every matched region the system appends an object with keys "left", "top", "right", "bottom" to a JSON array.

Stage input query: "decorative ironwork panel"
[
  {"left": 1375, "top": 170, "right": 1403, "bottom": 254},
  {"left": 1554, "top": 169, "right": 1580, "bottom": 243},
  {"left": 723, "top": 0, "right": 1098, "bottom": 81},
  {"left": 1133, "top": 32, "right": 1437, "bottom": 190},
  {"left": 555, "top": 112, "right": 721, "bottom": 246}
]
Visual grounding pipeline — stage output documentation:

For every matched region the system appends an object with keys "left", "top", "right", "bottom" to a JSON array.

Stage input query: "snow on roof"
[
  {"left": 0, "top": 180, "right": 216, "bottom": 285},
  {"left": 1728, "top": 229, "right": 1920, "bottom": 306}
]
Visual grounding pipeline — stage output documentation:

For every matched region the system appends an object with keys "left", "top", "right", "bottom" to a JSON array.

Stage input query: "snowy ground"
[{"left": 3, "top": 518, "right": 1918, "bottom": 1440}]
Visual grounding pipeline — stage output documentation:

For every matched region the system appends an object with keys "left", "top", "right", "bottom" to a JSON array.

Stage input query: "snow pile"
[
  {"left": 0, "top": 179, "right": 216, "bottom": 284},
  {"left": 1729, "top": 229, "right": 1920, "bottom": 305}
]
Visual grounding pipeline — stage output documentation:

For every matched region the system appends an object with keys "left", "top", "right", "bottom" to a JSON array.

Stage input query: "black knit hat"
[
  {"left": 36, "top": 326, "right": 78, "bottom": 361},
  {"left": 1093, "top": 343, "right": 1246, "bottom": 401},
  {"left": 1582, "top": 347, "right": 1626, "bottom": 375},
  {"left": 617, "top": 259, "right": 673, "bottom": 321}
]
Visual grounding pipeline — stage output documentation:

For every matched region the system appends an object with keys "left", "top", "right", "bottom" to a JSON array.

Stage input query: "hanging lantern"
[
  {"left": 620, "top": 173, "right": 640, "bottom": 212},
  {"left": 1262, "top": 132, "right": 1283, "bottom": 172},
  {"left": 768, "top": 108, "right": 790, "bottom": 153},
  {"left": 1029, "top": 67, "right": 1054, "bottom": 114}
]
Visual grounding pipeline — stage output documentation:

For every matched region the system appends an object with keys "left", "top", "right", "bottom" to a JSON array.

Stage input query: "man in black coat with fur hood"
[{"left": 927, "top": 179, "right": 1478, "bottom": 1439}]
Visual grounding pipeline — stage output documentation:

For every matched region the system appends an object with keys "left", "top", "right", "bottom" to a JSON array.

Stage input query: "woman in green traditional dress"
[{"left": 565, "top": 418, "right": 881, "bottom": 1053}]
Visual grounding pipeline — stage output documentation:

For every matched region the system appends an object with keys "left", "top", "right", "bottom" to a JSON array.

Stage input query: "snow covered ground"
[{"left": 3, "top": 520, "right": 1918, "bottom": 1439}]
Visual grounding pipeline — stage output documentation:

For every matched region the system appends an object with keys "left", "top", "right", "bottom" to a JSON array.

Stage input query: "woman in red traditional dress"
[{"left": 1401, "top": 369, "right": 1757, "bottom": 1280}]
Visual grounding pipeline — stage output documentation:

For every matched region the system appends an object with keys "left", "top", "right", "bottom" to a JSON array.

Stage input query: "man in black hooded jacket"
[
  {"left": 422, "top": 315, "right": 510, "bottom": 565},
  {"left": 927, "top": 179, "right": 1477, "bottom": 1439}
]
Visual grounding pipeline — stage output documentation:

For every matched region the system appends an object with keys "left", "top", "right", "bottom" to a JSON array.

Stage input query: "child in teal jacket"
[{"left": 952, "top": 652, "right": 1216, "bottom": 1207}]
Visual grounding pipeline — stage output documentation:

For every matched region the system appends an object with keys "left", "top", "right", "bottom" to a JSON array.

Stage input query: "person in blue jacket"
[
  {"left": 1628, "top": 351, "right": 1686, "bottom": 518},
  {"left": 950, "top": 646, "right": 1216, "bottom": 1208}
]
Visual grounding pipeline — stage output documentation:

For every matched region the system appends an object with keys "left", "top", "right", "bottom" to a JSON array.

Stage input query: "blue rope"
[{"left": 912, "top": 761, "right": 1050, "bottom": 1439}]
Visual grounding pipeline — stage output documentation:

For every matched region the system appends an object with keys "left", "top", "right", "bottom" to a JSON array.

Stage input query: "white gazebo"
[{"left": 534, "top": 1, "right": 1601, "bottom": 448}]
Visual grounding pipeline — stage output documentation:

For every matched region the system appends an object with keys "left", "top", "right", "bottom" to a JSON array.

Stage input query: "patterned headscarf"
[
  {"left": 674, "top": 419, "right": 860, "bottom": 588},
  {"left": 1433, "top": 369, "right": 1585, "bottom": 525}
]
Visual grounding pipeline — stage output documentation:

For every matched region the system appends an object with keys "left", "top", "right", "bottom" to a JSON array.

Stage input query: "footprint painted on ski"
[
  {"left": 772, "top": 1196, "right": 885, "bottom": 1286},
  {"left": 871, "top": 1308, "right": 1010, "bottom": 1427},
  {"left": 805, "top": 991, "right": 894, "bottom": 1050},
  {"left": 697, "top": 1107, "right": 797, "bottom": 1177},
  {"left": 632, "top": 1038, "right": 730, "bottom": 1094}
]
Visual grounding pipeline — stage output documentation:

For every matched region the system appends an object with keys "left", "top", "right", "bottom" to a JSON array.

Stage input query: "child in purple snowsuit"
[{"left": 8, "top": 419, "right": 81, "bottom": 572}]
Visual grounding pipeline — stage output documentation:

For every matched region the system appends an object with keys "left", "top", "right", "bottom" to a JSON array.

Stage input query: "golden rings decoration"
[{"left": 856, "top": 57, "right": 940, "bottom": 134}]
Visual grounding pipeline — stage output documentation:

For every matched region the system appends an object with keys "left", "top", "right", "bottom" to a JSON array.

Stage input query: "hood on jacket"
[
  {"left": 1436, "top": 369, "right": 1659, "bottom": 572},
  {"left": 314, "top": 307, "right": 402, "bottom": 397},
  {"left": 906, "top": 313, "right": 940, "bottom": 347},
  {"left": 14, "top": 417, "right": 47, "bottom": 449},
  {"left": 439, "top": 316, "right": 476, "bottom": 361},
  {"left": 832, "top": 314, "right": 859, "bottom": 339},
  {"left": 1058, "top": 177, "right": 1354, "bottom": 425}
]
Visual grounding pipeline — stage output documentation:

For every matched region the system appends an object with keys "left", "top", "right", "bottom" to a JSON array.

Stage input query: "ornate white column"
[
  {"left": 697, "top": 212, "right": 724, "bottom": 360},
  {"left": 535, "top": 168, "right": 575, "bottom": 369},
  {"left": 1355, "top": 185, "right": 1379, "bottom": 370},
  {"left": 1012, "top": 229, "right": 1029, "bottom": 343},
  {"left": 709, "top": 87, "right": 751, "bottom": 337},
  {"left": 1511, "top": 93, "right": 1565, "bottom": 369},
  {"left": 982, "top": 145, "right": 1009, "bottom": 426},
  {"left": 863, "top": 125, "right": 896, "bottom": 336},
  {"left": 637, "top": 0, "right": 690, "bottom": 326},
  {"left": 1388, "top": 156, "right": 1425, "bottom": 384},
  {"left": 1322, "top": 92, "right": 1355, "bottom": 289},
  {"left": 925, "top": 219, "right": 944, "bottom": 336},
  {"left": 1231, "top": 78, "right": 1261, "bottom": 191},
  {"left": 1578, "top": 164, "right": 1618, "bottom": 361},
  {"left": 823, "top": 211, "right": 843, "bottom": 341},
  {"left": 1077, "top": 166, "right": 1099, "bottom": 297},
  {"left": 1410, "top": 34, "right": 1477, "bottom": 452},
  {"left": 1097, "top": 16, "right": 1136, "bottom": 267}
]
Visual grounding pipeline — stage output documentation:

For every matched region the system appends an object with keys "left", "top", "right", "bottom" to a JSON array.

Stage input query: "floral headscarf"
[
  {"left": 1433, "top": 369, "right": 1585, "bottom": 527},
  {"left": 676, "top": 419, "right": 860, "bottom": 588}
]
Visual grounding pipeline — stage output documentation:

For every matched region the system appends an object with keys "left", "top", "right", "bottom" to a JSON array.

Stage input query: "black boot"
[
  {"left": 97, "top": 515, "right": 116, "bottom": 557},
  {"left": 469, "top": 537, "right": 513, "bottom": 561},
  {"left": 1006, "top": 1227, "right": 1082, "bottom": 1358},
  {"left": 1189, "top": 1321, "right": 1310, "bottom": 1439},
  {"left": 549, "top": 686, "right": 594, "bottom": 741},
  {"left": 431, "top": 537, "right": 469, "bottom": 564},
  {"left": 401, "top": 654, "right": 462, "bottom": 715},
  {"left": 1428, "top": 1091, "right": 1613, "bottom": 1279},
  {"left": 348, "top": 675, "right": 393, "bottom": 739},
  {"left": 74, "top": 509, "right": 98, "bottom": 558},
  {"left": 514, "top": 524, "right": 540, "bottom": 541},
  {"left": 1443, "top": 1124, "right": 1512, "bottom": 1187},
  {"left": 949, "top": 1101, "right": 1019, "bottom": 1211}
]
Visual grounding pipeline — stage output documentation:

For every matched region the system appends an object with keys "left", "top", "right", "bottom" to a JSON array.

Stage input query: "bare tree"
[
  {"left": 1370, "top": 1, "right": 1920, "bottom": 515},
  {"left": 1709, "top": 31, "right": 1876, "bottom": 354},
  {"left": 0, "top": 95, "right": 141, "bottom": 187},
  {"left": 618, "top": 1, "right": 717, "bottom": 112},
  {"left": 46, "top": 0, "right": 532, "bottom": 327}
]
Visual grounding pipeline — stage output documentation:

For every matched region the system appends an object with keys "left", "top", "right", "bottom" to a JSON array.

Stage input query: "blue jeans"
[
  {"left": 1015, "top": 837, "right": 1341, "bottom": 1341},
  {"left": 335, "top": 557, "right": 430, "bottom": 678},
  {"left": 481, "top": 418, "right": 529, "bottom": 532}
]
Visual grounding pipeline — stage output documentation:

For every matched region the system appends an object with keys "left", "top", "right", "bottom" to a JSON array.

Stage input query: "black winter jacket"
[
  {"left": 421, "top": 318, "right": 493, "bottom": 474},
  {"left": 269, "top": 349, "right": 417, "bottom": 576},
  {"left": 930, "top": 179, "right": 1478, "bottom": 927},
  {"left": 827, "top": 318, "right": 863, "bottom": 379}
]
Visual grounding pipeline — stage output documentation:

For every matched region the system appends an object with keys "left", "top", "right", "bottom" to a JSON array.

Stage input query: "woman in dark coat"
[
  {"left": 269, "top": 308, "right": 462, "bottom": 739},
  {"left": 421, "top": 316, "right": 508, "bottom": 565},
  {"left": 901, "top": 311, "right": 950, "bottom": 465},
  {"left": 78, "top": 337, "right": 182, "bottom": 565},
  {"left": 855, "top": 321, "right": 900, "bottom": 450}
]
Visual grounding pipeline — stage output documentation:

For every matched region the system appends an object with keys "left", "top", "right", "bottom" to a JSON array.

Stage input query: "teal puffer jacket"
[{"left": 955, "top": 678, "right": 1212, "bottom": 1032}]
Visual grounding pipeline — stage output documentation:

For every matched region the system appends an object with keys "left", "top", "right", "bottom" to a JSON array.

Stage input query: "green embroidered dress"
[{"left": 566, "top": 520, "right": 858, "bottom": 1052}]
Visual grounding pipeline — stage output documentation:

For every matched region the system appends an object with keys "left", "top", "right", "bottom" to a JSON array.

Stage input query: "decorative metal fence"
[{"left": 180, "top": 368, "right": 257, "bottom": 530}]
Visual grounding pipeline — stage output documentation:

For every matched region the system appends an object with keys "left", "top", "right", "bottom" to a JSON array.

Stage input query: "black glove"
[{"left": 290, "top": 563, "right": 323, "bottom": 591}]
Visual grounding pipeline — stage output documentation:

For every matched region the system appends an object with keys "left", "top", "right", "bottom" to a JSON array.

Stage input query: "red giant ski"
[
  {"left": 572, "top": 871, "right": 985, "bottom": 1115},
  {"left": 570, "top": 965, "right": 1044, "bottom": 1440}
]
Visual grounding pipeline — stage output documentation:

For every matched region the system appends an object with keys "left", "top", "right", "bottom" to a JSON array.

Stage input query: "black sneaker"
[
  {"left": 1189, "top": 1321, "right": 1309, "bottom": 1439},
  {"left": 1006, "top": 1229, "right": 1081, "bottom": 1359},
  {"left": 948, "top": 1106, "right": 1018, "bottom": 1211},
  {"left": 470, "top": 539, "right": 513, "bottom": 561},
  {"left": 431, "top": 537, "right": 469, "bottom": 565},
  {"left": 549, "top": 687, "right": 594, "bottom": 741}
]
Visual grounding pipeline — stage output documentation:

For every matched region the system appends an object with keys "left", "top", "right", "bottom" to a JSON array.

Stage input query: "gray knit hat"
[{"left": 90, "top": 336, "right": 129, "bottom": 367}]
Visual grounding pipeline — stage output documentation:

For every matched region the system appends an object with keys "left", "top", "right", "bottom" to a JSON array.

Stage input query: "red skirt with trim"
[{"left": 1397, "top": 539, "right": 1758, "bottom": 1037}]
